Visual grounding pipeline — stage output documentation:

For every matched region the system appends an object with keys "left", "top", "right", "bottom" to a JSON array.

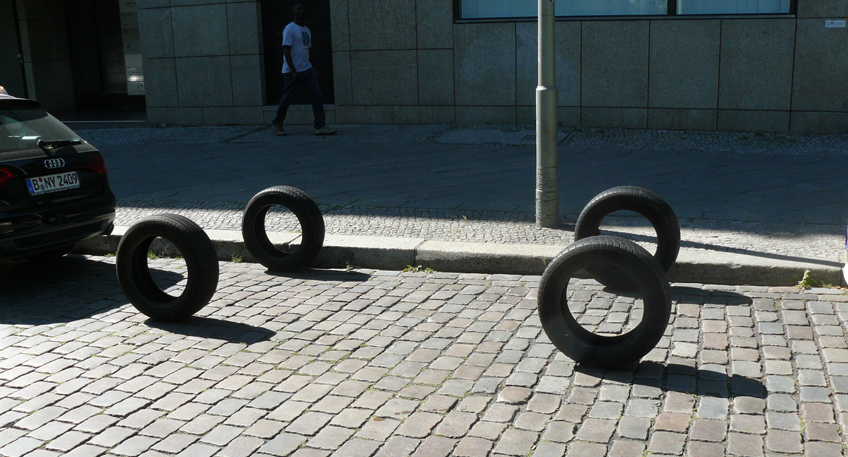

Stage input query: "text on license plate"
[{"left": 26, "top": 172, "right": 80, "bottom": 196}]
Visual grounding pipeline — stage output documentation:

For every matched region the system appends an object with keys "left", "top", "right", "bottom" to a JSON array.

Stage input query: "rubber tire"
[
  {"left": 574, "top": 186, "right": 680, "bottom": 291},
  {"left": 242, "top": 186, "right": 325, "bottom": 272},
  {"left": 538, "top": 236, "right": 672, "bottom": 369},
  {"left": 116, "top": 214, "right": 219, "bottom": 322}
]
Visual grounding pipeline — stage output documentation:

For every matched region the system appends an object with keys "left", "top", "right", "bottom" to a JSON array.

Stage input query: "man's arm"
[{"left": 283, "top": 46, "right": 299, "bottom": 80}]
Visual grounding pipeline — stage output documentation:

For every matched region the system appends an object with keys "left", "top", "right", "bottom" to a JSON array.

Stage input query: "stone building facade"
[{"left": 4, "top": 0, "right": 848, "bottom": 133}]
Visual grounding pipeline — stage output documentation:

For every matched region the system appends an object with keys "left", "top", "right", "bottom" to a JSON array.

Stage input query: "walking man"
[{"left": 272, "top": 3, "right": 336, "bottom": 136}]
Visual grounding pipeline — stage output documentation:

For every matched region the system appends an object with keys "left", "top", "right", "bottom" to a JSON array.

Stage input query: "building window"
[
  {"left": 458, "top": 0, "right": 793, "bottom": 19},
  {"left": 677, "top": 0, "right": 792, "bottom": 14}
]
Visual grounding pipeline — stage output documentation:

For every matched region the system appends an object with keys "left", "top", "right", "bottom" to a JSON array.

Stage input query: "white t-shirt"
[{"left": 281, "top": 22, "right": 312, "bottom": 73}]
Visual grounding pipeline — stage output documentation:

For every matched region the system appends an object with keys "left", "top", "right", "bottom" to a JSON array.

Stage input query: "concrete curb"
[{"left": 74, "top": 227, "right": 843, "bottom": 287}]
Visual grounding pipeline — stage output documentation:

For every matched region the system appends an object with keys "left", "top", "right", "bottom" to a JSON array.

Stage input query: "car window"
[{"left": 0, "top": 107, "right": 81, "bottom": 153}]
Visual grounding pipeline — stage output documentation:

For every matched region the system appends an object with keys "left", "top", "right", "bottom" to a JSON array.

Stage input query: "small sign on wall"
[{"left": 826, "top": 20, "right": 846, "bottom": 28}]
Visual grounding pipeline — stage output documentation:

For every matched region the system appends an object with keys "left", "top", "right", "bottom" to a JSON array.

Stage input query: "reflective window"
[
  {"left": 678, "top": 0, "right": 792, "bottom": 14},
  {"left": 458, "top": 0, "right": 792, "bottom": 19}
]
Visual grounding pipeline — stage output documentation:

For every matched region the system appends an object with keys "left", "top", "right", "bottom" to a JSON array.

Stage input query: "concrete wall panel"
[
  {"left": 138, "top": 0, "right": 170, "bottom": 9},
  {"left": 517, "top": 107, "right": 580, "bottom": 127},
  {"left": 138, "top": 7, "right": 174, "bottom": 58},
  {"left": 582, "top": 21, "right": 649, "bottom": 108},
  {"left": 227, "top": 2, "right": 262, "bottom": 55},
  {"left": 582, "top": 107, "right": 648, "bottom": 129},
  {"left": 418, "top": 49, "right": 454, "bottom": 106},
  {"left": 336, "top": 105, "right": 394, "bottom": 124},
  {"left": 394, "top": 106, "right": 454, "bottom": 124},
  {"left": 791, "top": 111, "right": 848, "bottom": 133},
  {"left": 792, "top": 19, "right": 848, "bottom": 112},
  {"left": 797, "top": 0, "right": 848, "bottom": 18},
  {"left": 333, "top": 51, "right": 353, "bottom": 105},
  {"left": 417, "top": 0, "right": 453, "bottom": 49},
  {"left": 203, "top": 107, "right": 264, "bottom": 125},
  {"left": 330, "top": 0, "right": 350, "bottom": 51},
  {"left": 649, "top": 20, "right": 720, "bottom": 109},
  {"left": 176, "top": 56, "right": 233, "bottom": 106},
  {"left": 717, "top": 110, "right": 790, "bottom": 133},
  {"left": 230, "top": 55, "right": 264, "bottom": 106},
  {"left": 147, "top": 107, "right": 205, "bottom": 125},
  {"left": 351, "top": 51, "right": 418, "bottom": 106},
  {"left": 648, "top": 108, "right": 717, "bottom": 131},
  {"left": 718, "top": 19, "right": 795, "bottom": 111},
  {"left": 172, "top": 4, "right": 229, "bottom": 57},
  {"left": 143, "top": 58, "right": 178, "bottom": 108},
  {"left": 455, "top": 106, "right": 516, "bottom": 125},
  {"left": 454, "top": 23, "right": 515, "bottom": 106},
  {"left": 348, "top": 0, "right": 416, "bottom": 50},
  {"left": 515, "top": 22, "right": 581, "bottom": 107}
]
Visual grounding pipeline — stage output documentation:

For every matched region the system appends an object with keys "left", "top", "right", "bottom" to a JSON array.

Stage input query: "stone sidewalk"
[
  {"left": 73, "top": 124, "right": 848, "bottom": 286},
  {"left": 1, "top": 255, "right": 847, "bottom": 456}
]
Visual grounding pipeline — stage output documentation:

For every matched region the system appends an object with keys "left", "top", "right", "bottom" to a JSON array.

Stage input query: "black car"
[{"left": 0, "top": 94, "right": 115, "bottom": 261}]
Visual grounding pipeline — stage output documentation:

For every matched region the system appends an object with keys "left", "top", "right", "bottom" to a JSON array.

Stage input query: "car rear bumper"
[{"left": 0, "top": 192, "right": 116, "bottom": 259}]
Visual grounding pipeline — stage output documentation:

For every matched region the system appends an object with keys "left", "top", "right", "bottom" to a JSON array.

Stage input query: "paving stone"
[
  {"left": 647, "top": 431, "right": 686, "bottom": 455},
  {"left": 804, "top": 442, "right": 844, "bottom": 457},
  {"left": 726, "top": 432, "right": 764, "bottom": 457},
  {"left": 491, "top": 428, "right": 537, "bottom": 456},
  {"left": 690, "top": 419, "right": 727, "bottom": 442},
  {"left": 575, "top": 418, "right": 616, "bottom": 443},
  {"left": 408, "top": 436, "right": 455, "bottom": 457},
  {"left": 496, "top": 387, "right": 532, "bottom": 405},
  {"left": 616, "top": 416, "right": 650, "bottom": 441},
  {"left": 565, "top": 441, "right": 607, "bottom": 457}
]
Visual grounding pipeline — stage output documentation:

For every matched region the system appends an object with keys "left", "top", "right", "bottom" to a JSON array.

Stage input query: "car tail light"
[
  {"left": 87, "top": 153, "right": 107, "bottom": 174},
  {"left": 0, "top": 168, "right": 13, "bottom": 188}
]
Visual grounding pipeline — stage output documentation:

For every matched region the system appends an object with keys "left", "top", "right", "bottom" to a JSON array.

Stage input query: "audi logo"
[{"left": 44, "top": 159, "right": 66, "bottom": 169}]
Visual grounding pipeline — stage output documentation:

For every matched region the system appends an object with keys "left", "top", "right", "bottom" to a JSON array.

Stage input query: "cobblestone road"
[{"left": 2, "top": 256, "right": 848, "bottom": 456}]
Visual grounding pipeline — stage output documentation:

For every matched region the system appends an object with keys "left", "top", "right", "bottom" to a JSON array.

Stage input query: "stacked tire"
[{"left": 538, "top": 186, "right": 680, "bottom": 369}]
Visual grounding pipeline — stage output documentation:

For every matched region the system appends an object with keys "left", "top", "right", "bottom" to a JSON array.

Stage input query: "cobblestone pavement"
[{"left": 3, "top": 255, "right": 848, "bottom": 456}]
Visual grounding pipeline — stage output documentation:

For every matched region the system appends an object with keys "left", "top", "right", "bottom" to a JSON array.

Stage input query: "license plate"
[{"left": 26, "top": 171, "right": 80, "bottom": 196}]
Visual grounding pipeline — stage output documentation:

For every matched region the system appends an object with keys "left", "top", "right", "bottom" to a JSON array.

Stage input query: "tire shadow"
[
  {"left": 671, "top": 286, "right": 753, "bottom": 307},
  {"left": 144, "top": 316, "right": 275, "bottom": 344},
  {"left": 576, "top": 361, "right": 766, "bottom": 399},
  {"left": 263, "top": 268, "right": 372, "bottom": 282}
]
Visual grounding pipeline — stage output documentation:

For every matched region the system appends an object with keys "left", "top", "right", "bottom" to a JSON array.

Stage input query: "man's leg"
[
  {"left": 272, "top": 73, "right": 297, "bottom": 134},
  {"left": 303, "top": 68, "right": 327, "bottom": 130}
]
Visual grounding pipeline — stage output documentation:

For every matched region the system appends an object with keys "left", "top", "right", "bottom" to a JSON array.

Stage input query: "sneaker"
[
  {"left": 272, "top": 123, "right": 286, "bottom": 136},
  {"left": 314, "top": 126, "right": 337, "bottom": 136}
]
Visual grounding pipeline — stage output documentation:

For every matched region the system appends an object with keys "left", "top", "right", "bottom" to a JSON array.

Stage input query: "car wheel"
[
  {"left": 538, "top": 236, "right": 672, "bottom": 369},
  {"left": 116, "top": 214, "right": 218, "bottom": 322},
  {"left": 242, "top": 186, "right": 325, "bottom": 271},
  {"left": 574, "top": 186, "right": 680, "bottom": 291}
]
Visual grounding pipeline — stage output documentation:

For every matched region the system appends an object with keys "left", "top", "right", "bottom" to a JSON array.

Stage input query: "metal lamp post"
[{"left": 536, "top": 0, "right": 558, "bottom": 228}]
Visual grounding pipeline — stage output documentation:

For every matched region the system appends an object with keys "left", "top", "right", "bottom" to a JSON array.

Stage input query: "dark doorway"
[
  {"left": 0, "top": 0, "right": 27, "bottom": 98},
  {"left": 261, "top": 0, "right": 334, "bottom": 106},
  {"left": 62, "top": 0, "right": 145, "bottom": 111}
]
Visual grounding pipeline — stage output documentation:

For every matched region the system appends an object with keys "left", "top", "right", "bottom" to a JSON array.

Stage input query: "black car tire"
[
  {"left": 538, "top": 236, "right": 672, "bottom": 369},
  {"left": 574, "top": 186, "right": 680, "bottom": 291},
  {"left": 242, "top": 186, "right": 325, "bottom": 271},
  {"left": 116, "top": 214, "right": 219, "bottom": 322}
]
